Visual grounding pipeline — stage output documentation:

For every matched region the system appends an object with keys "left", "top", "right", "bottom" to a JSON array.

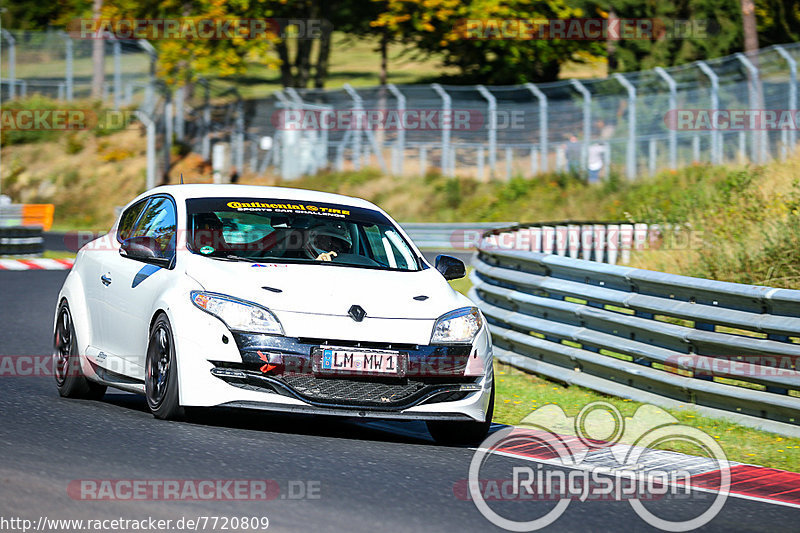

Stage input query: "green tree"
[
  {"left": 372, "top": 0, "right": 603, "bottom": 84},
  {"left": 580, "top": 0, "right": 799, "bottom": 73}
]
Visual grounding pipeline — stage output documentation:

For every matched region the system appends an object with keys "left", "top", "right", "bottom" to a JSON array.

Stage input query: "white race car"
[{"left": 54, "top": 185, "right": 494, "bottom": 444}]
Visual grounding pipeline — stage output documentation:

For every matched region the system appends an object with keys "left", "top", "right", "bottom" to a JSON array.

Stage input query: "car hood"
[{"left": 184, "top": 254, "right": 471, "bottom": 320}]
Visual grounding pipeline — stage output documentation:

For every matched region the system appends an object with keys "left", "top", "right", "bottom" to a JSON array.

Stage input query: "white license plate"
[{"left": 319, "top": 348, "right": 401, "bottom": 375}]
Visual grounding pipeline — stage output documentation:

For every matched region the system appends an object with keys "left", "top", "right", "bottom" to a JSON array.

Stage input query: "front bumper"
[{"left": 172, "top": 311, "right": 493, "bottom": 422}]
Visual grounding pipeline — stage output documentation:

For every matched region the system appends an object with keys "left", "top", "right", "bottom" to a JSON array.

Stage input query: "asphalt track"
[{"left": 0, "top": 271, "right": 797, "bottom": 532}]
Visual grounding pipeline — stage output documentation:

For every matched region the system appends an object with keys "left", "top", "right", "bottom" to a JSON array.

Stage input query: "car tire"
[
  {"left": 426, "top": 382, "right": 494, "bottom": 446},
  {"left": 145, "top": 314, "right": 184, "bottom": 420},
  {"left": 54, "top": 302, "right": 107, "bottom": 400}
]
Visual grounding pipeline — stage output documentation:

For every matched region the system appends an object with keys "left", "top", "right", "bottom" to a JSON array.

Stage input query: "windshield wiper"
[{"left": 224, "top": 254, "right": 266, "bottom": 263}]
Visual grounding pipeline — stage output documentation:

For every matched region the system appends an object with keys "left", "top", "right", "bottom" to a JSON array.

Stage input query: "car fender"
[
  {"left": 145, "top": 271, "right": 242, "bottom": 406},
  {"left": 56, "top": 268, "right": 92, "bottom": 358}
]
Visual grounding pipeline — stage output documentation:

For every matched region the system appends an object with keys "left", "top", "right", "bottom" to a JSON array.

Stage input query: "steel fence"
[
  {"left": 230, "top": 43, "right": 800, "bottom": 181},
  {"left": 471, "top": 231, "right": 800, "bottom": 436},
  {"left": 4, "top": 32, "right": 799, "bottom": 186},
  {"left": 0, "top": 30, "right": 154, "bottom": 107}
]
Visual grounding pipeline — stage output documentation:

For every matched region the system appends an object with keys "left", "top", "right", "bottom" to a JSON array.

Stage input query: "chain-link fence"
[
  {"left": 220, "top": 42, "right": 800, "bottom": 181},
  {"left": 3, "top": 30, "right": 799, "bottom": 184},
  {"left": 0, "top": 30, "right": 154, "bottom": 107}
]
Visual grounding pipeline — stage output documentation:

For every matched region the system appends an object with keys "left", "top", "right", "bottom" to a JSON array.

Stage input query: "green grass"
[
  {"left": 494, "top": 361, "right": 800, "bottom": 472},
  {"left": 1, "top": 251, "right": 76, "bottom": 260},
  {"left": 448, "top": 267, "right": 473, "bottom": 296},
  {"left": 13, "top": 52, "right": 149, "bottom": 83}
]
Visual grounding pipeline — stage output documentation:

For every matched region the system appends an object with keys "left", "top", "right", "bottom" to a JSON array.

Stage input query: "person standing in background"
[
  {"left": 587, "top": 141, "right": 607, "bottom": 183},
  {"left": 565, "top": 134, "right": 581, "bottom": 177}
]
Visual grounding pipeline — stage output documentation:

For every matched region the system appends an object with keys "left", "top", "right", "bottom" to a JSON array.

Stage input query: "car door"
[
  {"left": 85, "top": 199, "right": 147, "bottom": 364},
  {"left": 100, "top": 196, "right": 177, "bottom": 379}
]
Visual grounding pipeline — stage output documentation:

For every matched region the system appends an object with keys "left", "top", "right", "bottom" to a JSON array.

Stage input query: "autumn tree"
[{"left": 100, "top": 0, "right": 279, "bottom": 87}]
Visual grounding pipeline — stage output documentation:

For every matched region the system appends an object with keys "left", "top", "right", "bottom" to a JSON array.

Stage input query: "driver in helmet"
[{"left": 305, "top": 221, "right": 352, "bottom": 261}]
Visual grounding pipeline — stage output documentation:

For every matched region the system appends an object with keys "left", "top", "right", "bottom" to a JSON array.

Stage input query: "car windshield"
[{"left": 185, "top": 197, "right": 421, "bottom": 271}]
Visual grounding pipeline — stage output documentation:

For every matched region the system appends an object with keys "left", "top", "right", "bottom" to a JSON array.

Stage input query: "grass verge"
[{"left": 493, "top": 362, "right": 800, "bottom": 472}]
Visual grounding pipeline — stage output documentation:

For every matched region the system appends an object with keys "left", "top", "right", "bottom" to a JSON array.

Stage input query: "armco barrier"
[
  {"left": 0, "top": 227, "right": 45, "bottom": 256},
  {"left": 400, "top": 222, "right": 513, "bottom": 249},
  {"left": 470, "top": 246, "right": 800, "bottom": 436},
  {"left": 483, "top": 221, "right": 652, "bottom": 264},
  {"left": 398, "top": 221, "right": 654, "bottom": 261}
]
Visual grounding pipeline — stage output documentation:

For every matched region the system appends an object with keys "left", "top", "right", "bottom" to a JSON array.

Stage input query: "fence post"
[
  {"left": 134, "top": 111, "right": 157, "bottom": 190},
  {"left": 1, "top": 30, "right": 15, "bottom": 99},
  {"left": 697, "top": 61, "right": 720, "bottom": 164},
  {"left": 58, "top": 31, "right": 74, "bottom": 101},
  {"left": 738, "top": 131, "right": 747, "bottom": 163},
  {"left": 654, "top": 67, "right": 677, "bottom": 169},
  {"left": 137, "top": 39, "right": 157, "bottom": 115},
  {"left": 164, "top": 91, "right": 173, "bottom": 182},
  {"left": 570, "top": 79, "right": 591, "bottom": 170},
  {"left": 174, "top": 85, "right": 185, "bottom": 142},
  {"left": 648, "top": 139, "right": 656, "bottom": 175},
  {"left": 343, "top": 84, "right": 362, "bottom": 170},
  {"left": 524, "top": 83, "right": 548, "bottom": 172},
  {"left": 342, "top": 83, "right": 387, "bottom": 173},
  {"left": 201, "top": 80, "right": 211, "bottom": 160},
  {"left": 432, "top": 83, "right": 452, "bottom": 176},
  {"left": 386, "top": 84, "right": 406, "bottom": 175},
  {"left": 736, "top": 52, "right": 764, "bottom": 164},
  {"left": 234, "top": 97, "right": 245, "bottom": 175},
  {"left": 112, "top": 37, "right": 121, "bottom": 110},
  {"left": 477, "top": 146, "right": 485, "bottom": 181},
  {"left": 775, "top": 46, "right": 797, "bottom": 156},
  {"left": 475, "top": 85, "right": 497, "bottom": 178},
  {"left": 613, "top": 73, "right": 637, "bottom": 179}
]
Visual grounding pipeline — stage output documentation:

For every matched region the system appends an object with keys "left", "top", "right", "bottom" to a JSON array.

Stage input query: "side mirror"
[
  {"left": 435, "top": 254, "right": 466, "bottom": 281},
  {"left": 120, "top": 236, "right": 170, "bottom": 267}
]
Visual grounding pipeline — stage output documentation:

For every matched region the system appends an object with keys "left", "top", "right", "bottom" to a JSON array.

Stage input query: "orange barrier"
[{"left": 21, "top": 204, "right": 55, "bottom": 231}]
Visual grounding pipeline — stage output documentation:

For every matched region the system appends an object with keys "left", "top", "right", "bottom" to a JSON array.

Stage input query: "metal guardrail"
[
  {"left": 470, "top": 237, "right": 800, "bottom": 434},
  {"left": 482, "top": 221, "right": 653, "bottom": 264},
  {"left": 400, "top": 222, "right": 513, "bottom": 249},
  {"left": 0, "top": 227, "right": 45, "bottom": 256}
]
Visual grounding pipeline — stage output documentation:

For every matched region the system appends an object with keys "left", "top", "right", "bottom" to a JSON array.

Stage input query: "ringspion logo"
[{"left": 467, "top": 402, "right": 730, "bottom": 531}]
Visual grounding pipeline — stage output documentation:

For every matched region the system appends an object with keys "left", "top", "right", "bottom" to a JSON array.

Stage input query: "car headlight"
[
  {"left": 191, "top": 291, "right": 284, "bottom": 335},
  {"left": 431, "top": 307, "right": 483, "bottom": 344}
]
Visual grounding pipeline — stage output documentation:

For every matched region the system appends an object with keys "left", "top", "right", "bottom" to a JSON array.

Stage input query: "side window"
[
  {"left": 130, "top": 197, "right": 177, "bottom": 260},
  {"left": 363, "top": 225, "right": 389, "bottom": 265},
  {"left": 117, "top": 201, "right": 147, "bottom": 243}
]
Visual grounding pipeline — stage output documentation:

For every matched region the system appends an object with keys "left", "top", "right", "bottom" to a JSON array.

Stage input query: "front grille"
[
  {"left": 211, "top": 366, "right": 478, "bottom": 410},
  {"left": 279, "top": 373, "right": 425, "bottom": 405}
]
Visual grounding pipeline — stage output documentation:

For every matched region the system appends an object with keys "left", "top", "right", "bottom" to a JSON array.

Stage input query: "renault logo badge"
[{"left": 348, "top": 305, "right": 366, "bottom": 322}]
